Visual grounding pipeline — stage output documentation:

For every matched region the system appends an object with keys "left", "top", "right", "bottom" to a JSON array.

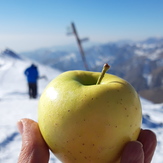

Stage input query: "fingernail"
[{"left": 17, "top": 120, "right": 24, "bottom": 134}]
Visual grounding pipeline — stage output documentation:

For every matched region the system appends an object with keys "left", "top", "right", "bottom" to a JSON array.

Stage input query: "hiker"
[{"left": 24, "top": 64, "right": 39, "bottom": 99}]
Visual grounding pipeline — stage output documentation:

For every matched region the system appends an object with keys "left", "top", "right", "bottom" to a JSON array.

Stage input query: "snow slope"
[
  {"left": 0, "top": 54, "right": 61, "bottom": 162},
  {"left": 0, "top": 54, "right": 163, "bottom": 163}
]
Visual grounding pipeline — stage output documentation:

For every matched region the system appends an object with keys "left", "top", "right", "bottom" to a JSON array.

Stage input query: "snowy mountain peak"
[{"left": 1, "top": 48, "right": 22, "bottom": 60}]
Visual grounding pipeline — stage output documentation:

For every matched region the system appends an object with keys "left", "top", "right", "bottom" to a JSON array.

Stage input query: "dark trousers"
[{"left": 28, "top": 83, "right": 37, "bottom": 99}]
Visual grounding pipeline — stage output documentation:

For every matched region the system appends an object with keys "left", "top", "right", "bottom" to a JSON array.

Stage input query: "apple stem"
[{"left": 96, "top": 63, "right": 110, "bottom": 85}]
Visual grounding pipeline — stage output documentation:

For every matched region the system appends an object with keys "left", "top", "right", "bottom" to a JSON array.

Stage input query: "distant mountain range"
[{"left": 1, "top": 37, "right": 163, "bottom": 103}]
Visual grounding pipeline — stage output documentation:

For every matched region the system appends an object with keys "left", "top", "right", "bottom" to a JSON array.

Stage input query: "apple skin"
[{"left": 38, "top": 70, "right": 142, "bottom": 163}]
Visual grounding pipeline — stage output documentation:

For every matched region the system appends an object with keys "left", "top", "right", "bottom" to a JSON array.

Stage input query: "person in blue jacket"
[{"left": 24, "top": 64, "right": 39, "bottom": 99}]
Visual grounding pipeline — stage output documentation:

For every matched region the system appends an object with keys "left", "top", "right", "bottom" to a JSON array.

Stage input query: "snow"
[
  {"left": 134, "top": 43, "right": 163, "bottom": 61},
  {"left": 0, "top": 54, "right": 163, "bottom": 163},
  {"left": 0, "top": 54, "right": 61, "bottom": 163}
]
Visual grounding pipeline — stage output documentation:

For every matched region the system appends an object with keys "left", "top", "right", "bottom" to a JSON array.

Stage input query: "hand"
[
  {"left": 17, "top": 118, "right": 49, "bottom": 163},
  {"left": 17, "top": 118, "right": 157, "bottom": 163},
  {"left": 121, "top": 129, "right": 157, "bottom": 163}
]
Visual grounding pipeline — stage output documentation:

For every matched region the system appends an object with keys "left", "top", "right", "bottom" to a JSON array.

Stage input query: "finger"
[
  {"left": 17, "top": 118, "right": 49, "bottom": 163},
  {"left": 120, "top": 141, "right": 144, "bottom": 163},
  {"left": 138, "top": 129, "right": 157, "bottom": 163}
]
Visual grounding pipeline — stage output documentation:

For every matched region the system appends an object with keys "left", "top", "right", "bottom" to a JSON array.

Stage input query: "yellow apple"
[{"left": 38, "top": 64, "right": 142, "bottom": 163}]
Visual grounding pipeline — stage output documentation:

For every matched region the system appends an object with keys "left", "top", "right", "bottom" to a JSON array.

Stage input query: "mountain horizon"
[{"left": 1, "top": 36, "right": 163, "bottom": 103}]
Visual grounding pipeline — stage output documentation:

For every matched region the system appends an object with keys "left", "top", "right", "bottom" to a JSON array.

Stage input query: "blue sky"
[{"left": 0, "top": 0, "right": 163, "bottom": 52}]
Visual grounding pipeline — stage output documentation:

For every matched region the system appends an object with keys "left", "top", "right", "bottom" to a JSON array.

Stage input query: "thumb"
[
  {"left": 17, "top": 118, "right": 49, "bottom": 163},
  {"left": 120, "top": 141, "right": 144, "bottom": 163}
]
